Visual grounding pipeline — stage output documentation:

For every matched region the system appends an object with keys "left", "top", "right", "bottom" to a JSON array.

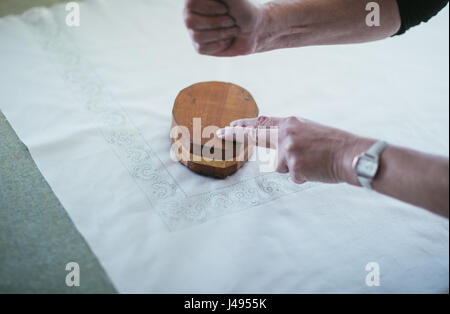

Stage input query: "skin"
[
  {"left": 184, "top": 0, "right": 402, "bottom": 56},
  {"left": 185, "top": 1, "right": 449, "bottom": 218},
  {"left": 217, "top": 118, "right": 449, "bottom": 219}
]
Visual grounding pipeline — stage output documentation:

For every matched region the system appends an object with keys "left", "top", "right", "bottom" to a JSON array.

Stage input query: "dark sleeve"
[{"left": 395, "top": 0, "right": 449, "bottom": 35}]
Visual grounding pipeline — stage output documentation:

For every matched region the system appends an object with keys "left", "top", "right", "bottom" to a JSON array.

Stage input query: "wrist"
[
  {"left": 335, "top": 137, "right": 377, "bottom": 186},
  {"left": 254, "top": 2, "right": 275, "bottom": 53},
  {"left": 255, "top": 2, "right": 297, "bottom": 53},
  {"left": 255, "top": 1, "right": 312, "bottom": 53}
]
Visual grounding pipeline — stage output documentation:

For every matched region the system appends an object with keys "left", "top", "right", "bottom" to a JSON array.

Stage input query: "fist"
[{"left": 184, "top": 0, "right": 264, "bottom": 56}]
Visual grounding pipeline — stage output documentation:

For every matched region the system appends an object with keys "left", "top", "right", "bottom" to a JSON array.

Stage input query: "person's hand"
[
  {"left": 217, "top": 116, "right": 450, "bottom": 218},
  {"left": 217, "top": 116, "right": 367, "bottom": 184},
  {"left": 184, "top": 0, "right": 264, "bottom": 56}
]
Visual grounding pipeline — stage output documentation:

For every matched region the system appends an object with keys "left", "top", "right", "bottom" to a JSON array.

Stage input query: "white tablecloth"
[{"left": 0, "top": 0, "right": 448, "bottom": 293}]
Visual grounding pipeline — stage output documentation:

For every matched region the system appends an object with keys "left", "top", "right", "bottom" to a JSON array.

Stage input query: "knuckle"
[
  {"left": 257, "top": 116, "right": 278, "bottom": 127},
  {"left": 192, "top": 32, "right": 203, "bottom": 42},
  {"left": 185, "top": 0, "right": 193, "bottom": 10},
  {"left": 257, "top": 116, "right": 269, "bottom": 124},
  {"left": 209, "top": 1, "right": 227, "bottom": 14},
  {"left": 286, "top": 116, "right": 299, "bottom": 124},
  {"left": 185, "top": 16, "right": 196, "bottom": 29}
]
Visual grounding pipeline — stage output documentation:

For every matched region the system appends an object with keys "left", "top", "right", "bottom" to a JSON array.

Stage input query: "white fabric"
[{"left": 0, "top": 0, "right": 448, "bottom": 293}]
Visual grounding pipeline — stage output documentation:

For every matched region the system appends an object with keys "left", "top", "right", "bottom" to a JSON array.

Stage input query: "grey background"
[{"left": 0, "top": 0, "right": 116, "bottom": 294}]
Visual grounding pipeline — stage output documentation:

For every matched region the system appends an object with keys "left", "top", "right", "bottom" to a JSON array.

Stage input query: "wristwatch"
[{"left": 352, "top": 141, "right": 388, "bottom": 190}]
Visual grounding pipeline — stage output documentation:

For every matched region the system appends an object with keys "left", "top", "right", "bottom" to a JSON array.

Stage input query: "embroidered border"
[{"left": 22, "top": 8, "right": 317, "bottom": 231}]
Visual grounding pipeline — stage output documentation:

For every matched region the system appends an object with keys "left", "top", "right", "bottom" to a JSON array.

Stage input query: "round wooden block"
[{"left": 172, "top": 81, "right": 259, "bottom": 179}]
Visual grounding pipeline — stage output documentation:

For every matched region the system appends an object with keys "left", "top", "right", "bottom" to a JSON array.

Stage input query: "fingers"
[
  {"left": 215, "top": 116, "right": 307, "bottom": 185},
  {"left": 231, "top": 116, "right": 284, "bottom": 128},
  {"left": 254, "top": 127, "right": 279, "bottom": 149},
  {"left": 215, "top": 127, "right": 305, "bottom": 184},
  {"left": 287, "top": 157, "right": 307, "bottom": 184},
  {"left": 190, "top": 27, "right": 239, "bottom": 44},
  {"left": 215, "top": 127, "right": 258, "bottom": 149},
  {"left": 275, "top": 148, "right": 305, "bottom": 183},
  {"left": 184, "top": 1, "right": 237, "bottom": 56},
  {"left": 275, "top": 155, "right": 289, "bottom": 174},
  {"left": 185, "top": 12, "right": 235, "bottom": 30},
  {"left": 215, "top": 115, "right": 309, "bottom": 185},
  {"left": 228, "top": 116, "right": 284, "bottom": 149},
  {"left": 216, "top": 126, "right": 279, "bottom": 149},
  {"left": 216, "top": 126, "right": 248, "bottom": 142},
  {"left": 216, "top": 116, "right": 285, "bottom": 148},
  {"left": 195, "top": 38, "right": 234, "bottom": 55},
  {"left": 185, "top": 0, "right": 228, "bottom": 16}
]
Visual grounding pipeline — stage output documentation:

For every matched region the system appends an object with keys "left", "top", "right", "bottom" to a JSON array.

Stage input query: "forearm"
[
  {"left": 220, "top": 117, "right": 449, "bottom": 217},
  {"left": 340, "top": 138, "right": 450, "bottom": 218},
  {"left": 256, "top": 0, "right": 402, "bottom": 52}
]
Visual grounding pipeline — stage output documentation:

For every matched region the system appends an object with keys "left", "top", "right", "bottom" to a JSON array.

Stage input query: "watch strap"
[
  {"left": 366, "top": 140, "right": 388, "bottom": 159},
  {"left": 358, "top": 176, "right": 373, "bottom": 190}
]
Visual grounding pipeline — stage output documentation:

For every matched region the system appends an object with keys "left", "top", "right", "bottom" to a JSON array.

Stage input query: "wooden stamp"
[{"left": 171, "top": 82, "right": 259, "bottom": 179}]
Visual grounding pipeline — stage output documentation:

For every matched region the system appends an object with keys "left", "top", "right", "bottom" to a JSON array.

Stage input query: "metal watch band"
[
  {"left": 358, "top": 176, "right": 373, "bottom": 190},
  {"left": 366, "top": 140, "right": 388, "bottom": 159}
]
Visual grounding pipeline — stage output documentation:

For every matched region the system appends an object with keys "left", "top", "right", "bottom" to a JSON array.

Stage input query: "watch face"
[{"left": 357, "top": 157, "right": 378, "bottom": 178}]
